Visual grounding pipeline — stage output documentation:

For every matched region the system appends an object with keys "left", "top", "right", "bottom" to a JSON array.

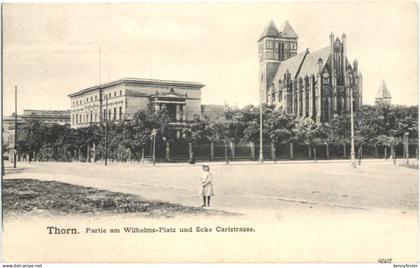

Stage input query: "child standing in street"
[{"left": 199, "top": 165, "right": 214, "bottom": 207}]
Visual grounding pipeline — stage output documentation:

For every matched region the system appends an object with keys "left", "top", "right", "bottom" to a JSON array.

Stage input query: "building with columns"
[
  {"left": 259, "top": 20, "right": 363, "bottom": 123},
  {"left": 68, "top": 78, "right": 204, "bottom": 129}
]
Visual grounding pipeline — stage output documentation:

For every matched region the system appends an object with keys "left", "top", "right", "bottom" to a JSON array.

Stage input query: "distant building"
[
  {"left": 259, "top": 20, "right": 363, "bottom": 123},
  {"left": 2, "top": 109, "right": 69, "bottom": 161},
  {"left": 68, "top": 78, "right": 205, "bottom": 132},
  {"left": 22, "top": 109, "right": 70, "bottom": 125},
  {"left": 375, "top": 80, "right": 392, "bottom": 105}
]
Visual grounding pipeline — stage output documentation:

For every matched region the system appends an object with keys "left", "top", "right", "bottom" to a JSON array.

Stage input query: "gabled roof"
[
  {"left": 150, "top": 89, "right": 187, "bottom": 99},
  {"left": 297, "top": 46, "right": 331, "bottom": 76},
  {"left": 270, "top": 50, "right": 309, "bottom": 84},
  {"left": 279, "top": 20, "right": 298, "bottom": 39},
  {"left": 376, "top": 80, "right": 391, "bottom": 99},
  {"left": 259, "top": 20, "right": 281, "bottom": 41}
]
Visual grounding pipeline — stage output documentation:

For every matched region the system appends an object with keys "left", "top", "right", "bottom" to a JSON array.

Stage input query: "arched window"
[{"left": 323, "top": 72, "right": 330, "bottom": 84}]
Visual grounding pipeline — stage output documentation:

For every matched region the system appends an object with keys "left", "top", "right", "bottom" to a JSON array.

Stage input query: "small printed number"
[{"left": 378, "top": 258, "right": 392, "bottom": 263}]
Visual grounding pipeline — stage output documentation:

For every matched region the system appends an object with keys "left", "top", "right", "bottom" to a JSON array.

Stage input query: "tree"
[{"left": 293, "top": 118, "right": 327, "bottom": 160}]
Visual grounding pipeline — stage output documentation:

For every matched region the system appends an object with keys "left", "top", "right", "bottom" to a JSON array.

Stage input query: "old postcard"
[{"left": 1, "top": 1, "right": 418, "bottom": 264}]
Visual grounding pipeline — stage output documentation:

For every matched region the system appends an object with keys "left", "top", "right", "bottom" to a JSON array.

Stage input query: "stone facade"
[
  {"left": 68, "top": 78, "right": 204, "bottom": 129},
  {"left": 259, "top": 20, "right": 363, "bottom": 123}
]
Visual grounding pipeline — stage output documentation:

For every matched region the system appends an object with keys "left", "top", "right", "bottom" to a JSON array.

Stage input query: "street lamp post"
[
  {"left": 350, "top": 86, "right": 356, "bottom": 168},
  {"left": 152, "top": 129, "right": 157, "bottom": 166},
  {"left": 104, "top": 95, "right": 108, "bottom": 166},
  {"left": 404, "top": 132, "right": 409, "bottom": 165},
  {"left": 14, "top": 85, "right": 17, "bottom": 168},
  {"left": 259, "top": 101, "right": 264, "bottom": 163}
]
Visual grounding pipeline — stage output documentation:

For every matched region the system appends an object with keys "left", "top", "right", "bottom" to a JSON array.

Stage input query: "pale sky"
[{"left": 2, "top": 1, "right": 418, "bottom": 115}]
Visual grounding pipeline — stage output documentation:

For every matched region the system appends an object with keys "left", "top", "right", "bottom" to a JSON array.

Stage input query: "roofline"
[{"left": 68, "top": 78, "right": 205, "bottom": 98}]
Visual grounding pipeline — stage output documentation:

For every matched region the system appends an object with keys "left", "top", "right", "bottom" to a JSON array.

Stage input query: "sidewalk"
[{"left": 5, "top": 157, "right": 418, "bottom": 169}]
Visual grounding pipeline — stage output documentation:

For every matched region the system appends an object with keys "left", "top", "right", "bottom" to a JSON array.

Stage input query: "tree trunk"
[
  {"left": 358, "top": 145, "right": 363, "bottom": 166},
  {"left": 141, "top": 148, "right": 145, "bottom": 163},
  {"left": 165, "top": 142, "right": 171, "bottom": 161},
  {"left": 308, "top": 145, "right": 312, "bottom": 159},
  {"left": 210, "top": 142, "right": 214, "bottom": 161},
  {"left": 230, "top": 142, "right": 235, "bottom": 160},
  {"left": 224, "top": 143, "right": 229, "bottom": 164},
  {"left": 250, "top": 142, "right": 255, "bottom": 160},
  {"left": 343, "top": 143, "right": 347, "bottom": 159},
  {"left": 326, "top": 143, "right": 330, "bottom": 160},
  {"left": 384, "top": 146, "right": 387, "bottom": 161},
  {"left": 188, "top": 142, "right": 193, "bottom": 161},
  {"left": 289, "top": 142, "right": 294, "bottom": 160},
  {"left": 374, "top": 145, "right": 378, "bottom": 158},
  {"left": 391, "top": 146, "right": 396, "bottom": 165},
  {"left": 271, "top": 142, "right": 276, "bottom": 162},
  {"left": 87, "top": 144, "right": 91, "bottom": 163},
  {"left": 313, "top": 146, "right": 317, "bottom": 161}
]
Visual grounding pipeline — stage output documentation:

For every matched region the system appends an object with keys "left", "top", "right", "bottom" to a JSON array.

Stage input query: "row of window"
[
  {"left": 266, "top": 41, "right": 297, "bottom": 50},
  {"left": 72, "top": 90, "right": 124, "bottom": 107},
  {"left": 72, "top": 106, "right": 124, "bottom": 125}
]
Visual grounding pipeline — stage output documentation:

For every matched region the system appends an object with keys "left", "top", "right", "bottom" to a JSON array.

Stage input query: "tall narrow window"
[
  {"left": 119, "top": 107, "right": 123, "bottom": 120},
  {"left": 113, "top": 107, "right": 117, "bottom": 120}
]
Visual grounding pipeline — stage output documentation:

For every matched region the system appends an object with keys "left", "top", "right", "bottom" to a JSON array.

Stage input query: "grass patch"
[{"left": 2, "top": 178, "right": 236, "bottom": 218}]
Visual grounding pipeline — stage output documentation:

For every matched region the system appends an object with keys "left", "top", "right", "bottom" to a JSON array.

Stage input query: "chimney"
[{"left": 330, "top": 33, "right": 335, "bottom": 74}]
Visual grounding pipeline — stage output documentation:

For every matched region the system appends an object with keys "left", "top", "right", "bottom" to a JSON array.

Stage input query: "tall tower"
[
  {"left": 375, "top": 79, "right": 392, "bottom": 105},
  {"left": 258, "top": 20, "right": 298, "bottom": 103}
]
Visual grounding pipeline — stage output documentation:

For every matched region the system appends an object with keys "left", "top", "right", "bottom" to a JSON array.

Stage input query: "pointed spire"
[
  {"left": 279, "top": 20, "right": 298, "bottom": 38},
  {"left": 258, "top": 20, "right": 280, "bottom": 41},
  {"left": 376, "top": 79, "right": 391, "bottom": 99}
]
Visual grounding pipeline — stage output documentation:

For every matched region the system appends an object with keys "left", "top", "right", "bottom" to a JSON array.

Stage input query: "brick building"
[{"left": 258, "top": 20, "right": 363, "bottom": 123}]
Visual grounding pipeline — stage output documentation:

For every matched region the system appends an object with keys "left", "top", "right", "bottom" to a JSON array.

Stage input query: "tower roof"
[
  {"left": 376, "top": 80, "right": 392, "bottom": 99},
  {"left": 259, "top": 20, "right": 280, "bottom": 41},
  {"left": 279, "top": 20, "right": 298, "bottom": 39}
]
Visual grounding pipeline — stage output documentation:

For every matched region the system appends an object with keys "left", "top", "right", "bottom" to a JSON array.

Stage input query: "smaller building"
[
  {"left": 22, "top": 109, "right": 70, "bottom": 125},
  {"left": 375, "top": 80, "right": 392, "bottom": 105},
  {"left": 2, "top": 109, "right": 70, "bottom": 161},
  {"left": 68, "top": 78, "right": 205, "bottom": 130}
]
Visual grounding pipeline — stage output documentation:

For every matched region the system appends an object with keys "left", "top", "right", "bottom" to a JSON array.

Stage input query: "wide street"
[
  {"left": 4, "top": 159, "right": 418, "bottom": 215},
  {"left": 3, "top": 159, "right": 419, "bottom": 262}
]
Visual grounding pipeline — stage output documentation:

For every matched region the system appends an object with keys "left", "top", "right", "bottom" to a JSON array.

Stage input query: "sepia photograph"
[{"left": 0, "top": 1, "right": 418, "bottom": 265}]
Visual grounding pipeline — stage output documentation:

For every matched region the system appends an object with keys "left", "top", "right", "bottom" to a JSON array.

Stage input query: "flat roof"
[{"left": 68, "top": 77, "right": 205, "bottom": 98}]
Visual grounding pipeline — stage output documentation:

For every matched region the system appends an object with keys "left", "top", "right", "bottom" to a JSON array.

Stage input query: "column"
[
  {"left": 175, "top": 104, "right": 180, "bottom": 121},
  {"left": 182, "top": 105, "right": 186, "bottom": 121}
]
